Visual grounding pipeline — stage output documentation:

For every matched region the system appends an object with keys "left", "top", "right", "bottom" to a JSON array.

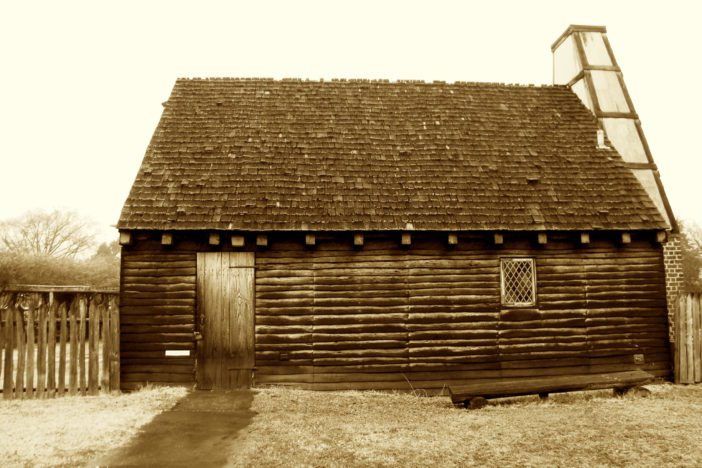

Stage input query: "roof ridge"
[{"left": 174, "top": 77, "right": 564, "bottom": 88}]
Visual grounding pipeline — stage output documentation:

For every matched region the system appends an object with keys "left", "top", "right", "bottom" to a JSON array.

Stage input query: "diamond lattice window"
[{"left": 501, "top": 258, "right": 536, "bottom": 306}]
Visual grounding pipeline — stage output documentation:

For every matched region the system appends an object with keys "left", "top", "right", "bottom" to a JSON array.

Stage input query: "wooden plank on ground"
[
  {"left": 58, "top": 303, "right": 67, "bottom": 396},
  {"left": 78, "top": 295, "right": 87, "bottom": 395},
  {"left": 109, "top": 296, "right": 121, "bottom": 392},
  {"left": 88, "top": 298, "right": 99, "bottom": 395},
  {"left": 449, "top": 370, "right": 654, "bottom": 403},
  {"left": 25, "top": 300, "right": 35, "bottom": 398},
  {"left": 15, "top": 307, "right": 25, "bottom": 399},
  {"left": 2, "top": 306, "right": 14, "bottom": 399},
  {"left": 37, "top": 299, "right": 47, "bottom": 398},
  {"left": 47, "top": 299, "right": 56, "bottom": 397},
  {"left": 100, "top": 303, "right": 110, "bottom": 392},
  {"left": 69, "top": 298, "right": 78, "bottom": 395}
]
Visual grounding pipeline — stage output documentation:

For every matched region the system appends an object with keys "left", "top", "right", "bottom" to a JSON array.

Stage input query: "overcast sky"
[{"left": 1, "top": 0, "right": 700, "bottom": 241}]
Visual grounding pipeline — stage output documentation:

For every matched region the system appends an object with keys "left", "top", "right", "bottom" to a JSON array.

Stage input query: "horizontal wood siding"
[
  {"left": 255, "top": 233, "right": 669, "bottom": 390},
  {"left": 119, "top": 231, "right": 669, "bottom": 391},
  {"left": 120, "top": 241, "right": 197, "bottom": 390}
]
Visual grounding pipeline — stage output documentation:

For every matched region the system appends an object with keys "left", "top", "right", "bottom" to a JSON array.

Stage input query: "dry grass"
[
  {"left": 0, "top": 385, "right": 186, "bottom": 467},
  {"left": 230, "top": 383, "right": 702, "bottom": 467}
]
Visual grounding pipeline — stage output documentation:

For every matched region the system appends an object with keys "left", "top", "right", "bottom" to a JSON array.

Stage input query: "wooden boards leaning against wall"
[{"left": 675, "top": 293, "right": 702, "bottom": 384}]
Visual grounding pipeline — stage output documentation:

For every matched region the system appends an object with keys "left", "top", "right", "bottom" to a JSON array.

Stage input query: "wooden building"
[{"left": 117, "top": 25, "right": 678, "bottom": 391}]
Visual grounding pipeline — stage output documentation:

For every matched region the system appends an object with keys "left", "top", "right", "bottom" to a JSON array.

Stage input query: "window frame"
[{"left": 499, "top": 257, "right": 537, "bottom": 307}]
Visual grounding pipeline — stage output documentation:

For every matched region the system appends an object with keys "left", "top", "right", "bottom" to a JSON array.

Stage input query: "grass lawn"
[
  {"left": 230, "top": 383, "right": 702, "bottom": 467},
  {"left": 0, "top": 386, "right": 186, "bottom": 467}
]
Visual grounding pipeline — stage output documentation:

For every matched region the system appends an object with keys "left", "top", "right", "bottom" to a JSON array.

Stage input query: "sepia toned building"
[{"left": 117, "top": 25, "right": 679, "bottom": 391}]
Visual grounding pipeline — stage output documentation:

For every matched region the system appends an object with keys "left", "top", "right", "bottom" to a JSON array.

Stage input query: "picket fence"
[
  {"left": 675, "top": 293, "right": 702, "bottom": 384},
  {"left": 0, "top": 288, "right": 120, "bottom": 398}
]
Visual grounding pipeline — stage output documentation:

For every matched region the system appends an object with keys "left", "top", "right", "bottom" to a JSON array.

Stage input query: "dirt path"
[{"left": 96, "top": 390, "right": 256, "bottom": 467}]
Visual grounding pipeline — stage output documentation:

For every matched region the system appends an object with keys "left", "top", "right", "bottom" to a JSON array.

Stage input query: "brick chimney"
[
  {"left": 551, "top": 25, "right": 676, "bottom": 231},
  {"left": 553, "top": 25, "right": 682, "bottom": 337}
]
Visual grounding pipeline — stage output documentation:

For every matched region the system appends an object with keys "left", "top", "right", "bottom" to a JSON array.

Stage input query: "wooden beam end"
[
  {"left": 353, "top": 233, "right": 364, "bottom": 247},
  {"left": 538, "top": 233, "right": 548, "bottom": 245},
  {"left": 493, "top": 233, "right": 504, "bottom": 245},
  {"left": 305, "top": 234, "right": 316, "bottom": 247},
  {"left": 161, "top": 233, "right": 173, "bottom": 246},
  {"left": 256, "top": 234, "right": 269, "bottom": 247},
  {"left": 448, "top": 233, "right": 458, "bottom": 246},
  {"left": 231, "top": 235, "right": 245, "bottom": 248},
  {"left": 208, "top": 233, "right": 221, "bottom": 246},
  {"left": 401, "top": 233, "right": 412, "bottom": 246},
  {"left": 655, "top": 231, "right": 668, "bottom": 243},
  {"left": 119, "top": 231, "right": 132, "bottom": 246},
  {"left": 580, "top": 232, "right": 590, "bottom": 244},
  {"left": 621, "top": 232, "right": 632, "bottom": 244}
]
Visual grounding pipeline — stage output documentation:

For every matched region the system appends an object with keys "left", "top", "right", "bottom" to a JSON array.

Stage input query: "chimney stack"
[{"left": 552, "top": 25, "right": 676, "bottom": 230}]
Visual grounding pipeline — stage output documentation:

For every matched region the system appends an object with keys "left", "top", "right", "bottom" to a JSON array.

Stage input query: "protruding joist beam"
[
  {"left": 621, "top": 232, "right": 632, "bottom": 244},
  {"left": 448, "top": 233, "right": 458, "bottom": 246},
  {"left": 401, "top": 233, "right": 412, "bottom": 246},
  {"left": 231, "top": 235, "right": 245, "bottom": 248},
  {"left": 209, "top": 233, "right": 220, "bottom": 245},
  {"left": 655, "top": 231, "right": 668, "bottom": 243},
  {"left": 580, "top": 232, "right": 590, "bottom": 244},
  {"left": 305, "top": 234, "right": 316, "bottom": 247},
  {"left": 353, "top": 233, "right": 364, "bottom": 247},
  {"left": 493, "top": 233, "right": 504, "bottom": 245},
  {"left": 256, "top": 234, "right": 268, "bottom": 247},
  {"left": 161, "top": 233, "right": 173, "bottom": 246},
  {"left": 538, "top": 233, "right": 548, "bottom": 245},
  {"left": 119, "top": 231, "right": 132, "bottom": 246}
]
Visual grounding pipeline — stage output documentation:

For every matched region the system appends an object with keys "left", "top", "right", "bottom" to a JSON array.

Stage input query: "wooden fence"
[
  {"left": 675, "top": 293, "right": 702, "bottom": 384},
  {"left": 0, "top": 290, "right": 120, "bottom": 398}
]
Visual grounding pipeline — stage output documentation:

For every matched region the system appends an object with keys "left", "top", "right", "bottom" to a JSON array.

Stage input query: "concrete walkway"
[{"left": 96, "top": 390, "right": 256, "bottom": 467}]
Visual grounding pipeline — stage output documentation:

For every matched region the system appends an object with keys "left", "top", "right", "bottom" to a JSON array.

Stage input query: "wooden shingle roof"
[{"left": 118, "top": 78, "right": 666, "bottom": 231}]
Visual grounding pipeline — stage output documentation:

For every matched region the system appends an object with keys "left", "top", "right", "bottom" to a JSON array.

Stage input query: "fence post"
[
  {"left": 0, "top": 297, "right": 5, "bottom": 386},
  {"left": 88, "top": 296, "right": 99, "bottom": 395},
  {"left": 686, "top": 294, "right": 695, "bottom": 383},
  {"left": 25, "top": 296, "right": 35, "bottom": 398},
  {"left": 69, "top": 297, "right": 78, "bottom": 396},
  {"left": 47, "top": 296, "right": 57, "bottom": 398},
  {"left": 58, "top": 303, "right": 67, "bottom": 396},
  {"left": 78, "top": 295, "right": 87, "bottom": 395},
  {"left": 100, "top": 301, "right": 110, "bottom": 393},
  {"left": 695, "top": 294, "right": 701, "bottom": 383},
  {"left": 2, "top": 303, "right": 14, "bottom": 399},
  {"left": 109, "top": 296, "right": 120, "bottom": 392},
  {"left": 37, "top": 295, "right": 47, "bottom": 399},
  {"left": 15, "top": 305, "right": 25, "bottom": 399}
]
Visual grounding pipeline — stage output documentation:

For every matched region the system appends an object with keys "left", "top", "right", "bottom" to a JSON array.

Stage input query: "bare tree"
[
  {"left": 0, "top": 210, "right": 96, "bottom": 258},
  {"left": 681, "top": 220, "right": 702, "bottom": 293}
]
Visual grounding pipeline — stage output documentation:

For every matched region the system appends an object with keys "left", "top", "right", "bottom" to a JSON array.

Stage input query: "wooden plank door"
[{"left": 196, "top": 252, "right": 255, "bottom": 389}]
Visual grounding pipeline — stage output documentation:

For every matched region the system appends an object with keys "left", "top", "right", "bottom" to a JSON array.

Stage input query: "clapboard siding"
[
  {"left": 119, "top": 231, "right": 669, "bottom": 391},
  {"left": 254, "top": 233, "right": 669, "bottom": 390},
  {"left": 120, "top": 242, "right": 197, "bottom": 390}
]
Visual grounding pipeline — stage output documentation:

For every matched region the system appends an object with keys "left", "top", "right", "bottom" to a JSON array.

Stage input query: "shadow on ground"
[{"left": 96, "top": 390, "right": 256, "bottom": 467}]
